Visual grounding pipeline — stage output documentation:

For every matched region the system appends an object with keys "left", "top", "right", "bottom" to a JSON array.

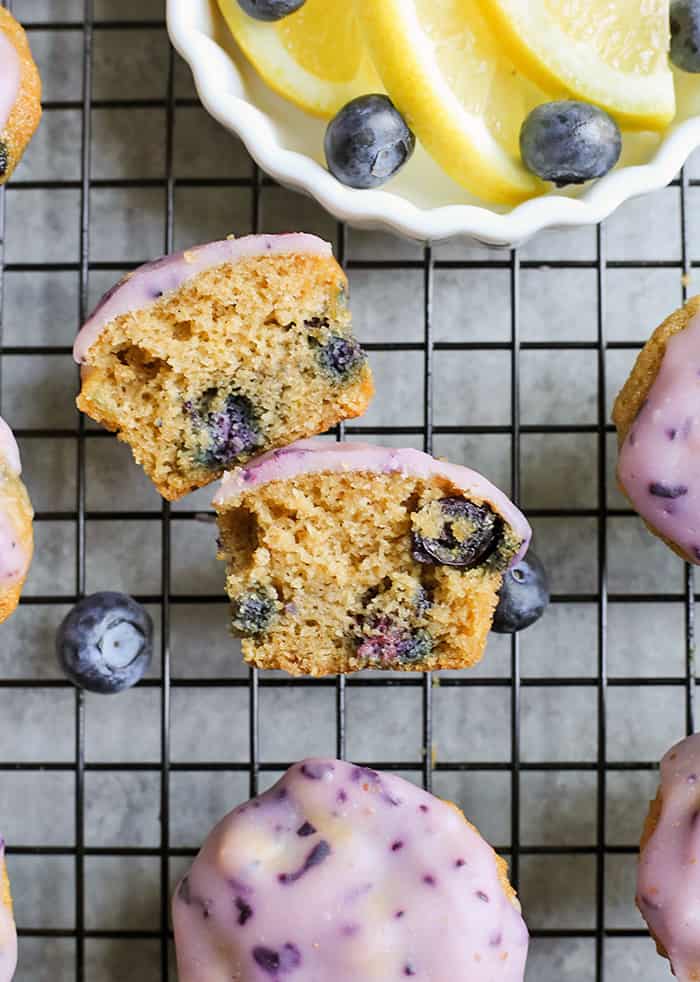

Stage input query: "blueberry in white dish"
[
  {"left": 325, "top": 94, "right": 415, "bottom": 189},
  {"left": 236, "top": 0, "right": 305, "bottom": 20},
  {"left": 520, "top": 101, "right": 622, "bottom": 187},
  {"left": 670, "top": 0, "right": 700, "bottom": 72},
  {"left": 491, "top": 551, "right": 549, "bottom": 634},
  {"left": 56, "top": 591, "right": 153, "bottom": 693}
]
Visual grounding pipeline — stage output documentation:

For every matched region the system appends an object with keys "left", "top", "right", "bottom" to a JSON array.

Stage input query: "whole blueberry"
[
  {"left": 0, "top": 141, "right": 8, "bottom": 178},
  {"left": 231, "top": 587, "right": 278, "bottom": 636},
  {"left": 325, "top": 94, "right": 415, "bottom": 189},
  {"left": 236, "top": 0, "right": 305, "bottom": 21},
  {"left": 671, "top": 1, "right": 700, "bottom": 72},
  {"left": 314, "top": 334, "right": 366, "bottom": 382},
  {"left": 491, "top": 551, "right": 549, "bottom": 634},
  {"left": 187, "top": 389, "right": 261, "bottom": 468},
  {"left": 412, "top": 497, "right": 499, "bottom": 569},
  {"left": 520, "top": 101, "right": 622, "bottom": 187},
  {"left": 56, "top": 592, "right": 153, "bottom": 693},
  {"left": 355, "top": 616, "right": 432, "bottom": 666}
]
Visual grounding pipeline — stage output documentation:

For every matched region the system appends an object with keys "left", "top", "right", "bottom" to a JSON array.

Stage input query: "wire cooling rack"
[{"left": 0, "top": 2, "right": 698, "bottom": 981}]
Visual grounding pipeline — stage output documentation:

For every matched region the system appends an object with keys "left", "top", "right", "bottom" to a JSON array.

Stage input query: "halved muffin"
[
  {"left": 214, "top": 440, "right": 531, "bottom": 676},
  {"left": 74, "top": 234, "right": 374, "bottom": 501}
]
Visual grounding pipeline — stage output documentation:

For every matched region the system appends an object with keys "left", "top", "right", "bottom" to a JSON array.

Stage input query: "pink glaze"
[
  {"left": 72, "top": 233, "right": 333, "bottom": 363},
  {"left": 0, "top": 417, "right": 29, "bottom": 588},
  {"left": 0, "top": 841, "right": 17, "bottom": 982},
  {"left": 0, "top": 33, "right": 20, "bottom": 133},
  {"left": 172, "top": 759, "right": 529, "bottom": 982},
  {"left": 637, "top": 733, "right": 700, "bottom": 981},
  {"left": 0, "top": 419, "right": 20, "bottom": 477},
  {"left": 214, "top": 439, "right": 531, "bottom": 564},
  {"left": 618, "top": 313, "right": 700, "bottom": 564}
]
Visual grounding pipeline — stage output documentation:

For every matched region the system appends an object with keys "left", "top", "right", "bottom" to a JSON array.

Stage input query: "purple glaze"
[
  {"left": 214, "top": 439, "right": 531, "bottom": 566},
  {"left": 0, "top": 840, "right": 16, "bottom": 982},
  {"left": 172, "top": 758, "right": 529, "bottom": 982},
  {"left": 72, "top": 233, "right": 333, "bottom": 363},
  {"left": 0, "top": 33, "right": 20, "bottom": 134},
  {"left": 618, "top": 313, "right": 700, "bottom": 564},
  {"left": 637, "top": 733, "right": 700, "bottom": 980}
]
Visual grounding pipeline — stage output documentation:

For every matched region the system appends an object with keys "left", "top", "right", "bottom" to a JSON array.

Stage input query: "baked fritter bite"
[
  {"left": 74, "top": 234, "right": 373, "bottom": 501},
  {"left": 214, "top": 439, "right": 531, "bottom": 676}
]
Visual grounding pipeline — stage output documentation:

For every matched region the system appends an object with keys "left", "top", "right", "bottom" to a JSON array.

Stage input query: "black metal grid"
[{"left": 0, "top": 2, "right": 697, "bottom": 981}]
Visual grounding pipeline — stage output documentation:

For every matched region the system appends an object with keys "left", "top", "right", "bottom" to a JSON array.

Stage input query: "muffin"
[
  {"left": 73, "top": 234, "right": 373, "bottom": 501},
  {"left": 213, "top": 439, "right": 531, "bottom": 676},
  {"left": 0, "top": 840, "right": 16, "bottom": 982},
  {"left": 0, "top": 8, "right": 41, "bottom": 183},
  {"left": 172, "top": 758, "right": 529, "bottom": 982},
  {"left": 637, "top": 733, "right": 700, "bottom": 979},
  {"left": 0, "top": 417, "right": 33, "bottom": 624},
  {"left": 613, "top": 295, "right": 700, "bottom": 563}
]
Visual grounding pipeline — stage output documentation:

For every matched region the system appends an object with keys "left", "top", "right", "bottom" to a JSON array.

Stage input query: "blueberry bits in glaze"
[
  {"left": 172, "top": 759, "right": 529, "bottom": 982},
  {"left": 236, "top": 897, "right": 253, "bottom": 925}
]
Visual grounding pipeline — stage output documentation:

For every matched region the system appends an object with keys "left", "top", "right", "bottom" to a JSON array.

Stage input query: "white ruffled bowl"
[{"left": 167, "top": 0, "right": 700, "bottom": 247}]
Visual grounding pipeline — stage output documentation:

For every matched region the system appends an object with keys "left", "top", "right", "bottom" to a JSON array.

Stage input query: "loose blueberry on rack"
[
  {"left": 491, "top": 551, "right": 549, "bottom": 634},
  {"left": 236, "top": 0, "right": 305, "bottom": 21},
  {"left": 325, "top": 94, "right": 416, "bottom": 189},
  {"left": 412, "top": 497, "right": 499, "bottom": 569},
  {"left": 520, "top": 101, "right": 622, "bottom": 187},
  {"left": 56, "top": 592, "right": 153, "bottom": 694},
  {"left": 670, "top": 1, "right": 700, "bottom": 72}
]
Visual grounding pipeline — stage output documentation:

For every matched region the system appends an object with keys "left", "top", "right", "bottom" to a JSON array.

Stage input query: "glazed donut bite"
[
  {"left": 173, "top": 758, "right": 528, "bottom": 982},
  {"left": 214, "top": 439, "right": 531, "bottom": 676},
  {"left": 637, "top": 732, "right": 700, "bottom": 979},
  {"left": 0, "top": 417, "right": 33, "bottom": 624},
  {"left": 0, "top": 8, "right": 41, "bottom": 183},
  {"left": 614, "top": 296, "right": 700, "bottom": 564},
  {"left": 0, "top": 840, "right": 16, "bottom": 982}
]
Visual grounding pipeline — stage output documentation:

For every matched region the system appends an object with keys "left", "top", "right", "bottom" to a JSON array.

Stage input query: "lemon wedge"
[
  {"left": 475, "top": 0, "right": 675, "bottom": 130},
  {"left": 217, "top": 0, "right": 382, "bottom": 119},
  {"left": 355, "top": 0, "right": 545, "bottom": 205}
]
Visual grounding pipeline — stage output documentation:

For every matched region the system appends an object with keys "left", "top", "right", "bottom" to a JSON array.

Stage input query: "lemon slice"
[
  {"left": 355, "top": 0, "right": 545, "bottom": 205},
  {"left": 475, "top": 0, "right": 675, "bottom": 130},
  {"left": 217, "top": 0, "right": 382, "bottom": 119}
]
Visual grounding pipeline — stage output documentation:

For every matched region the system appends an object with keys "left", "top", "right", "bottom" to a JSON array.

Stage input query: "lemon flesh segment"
[
  {"left": 476, "top": 0, "right": 675, "bottom": 131},
  {"left": 355, "top": 0, "right": 545, "bottom": 205},
  {"left": 217, "top": 0, "right": 382, "bottom": 119}
]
